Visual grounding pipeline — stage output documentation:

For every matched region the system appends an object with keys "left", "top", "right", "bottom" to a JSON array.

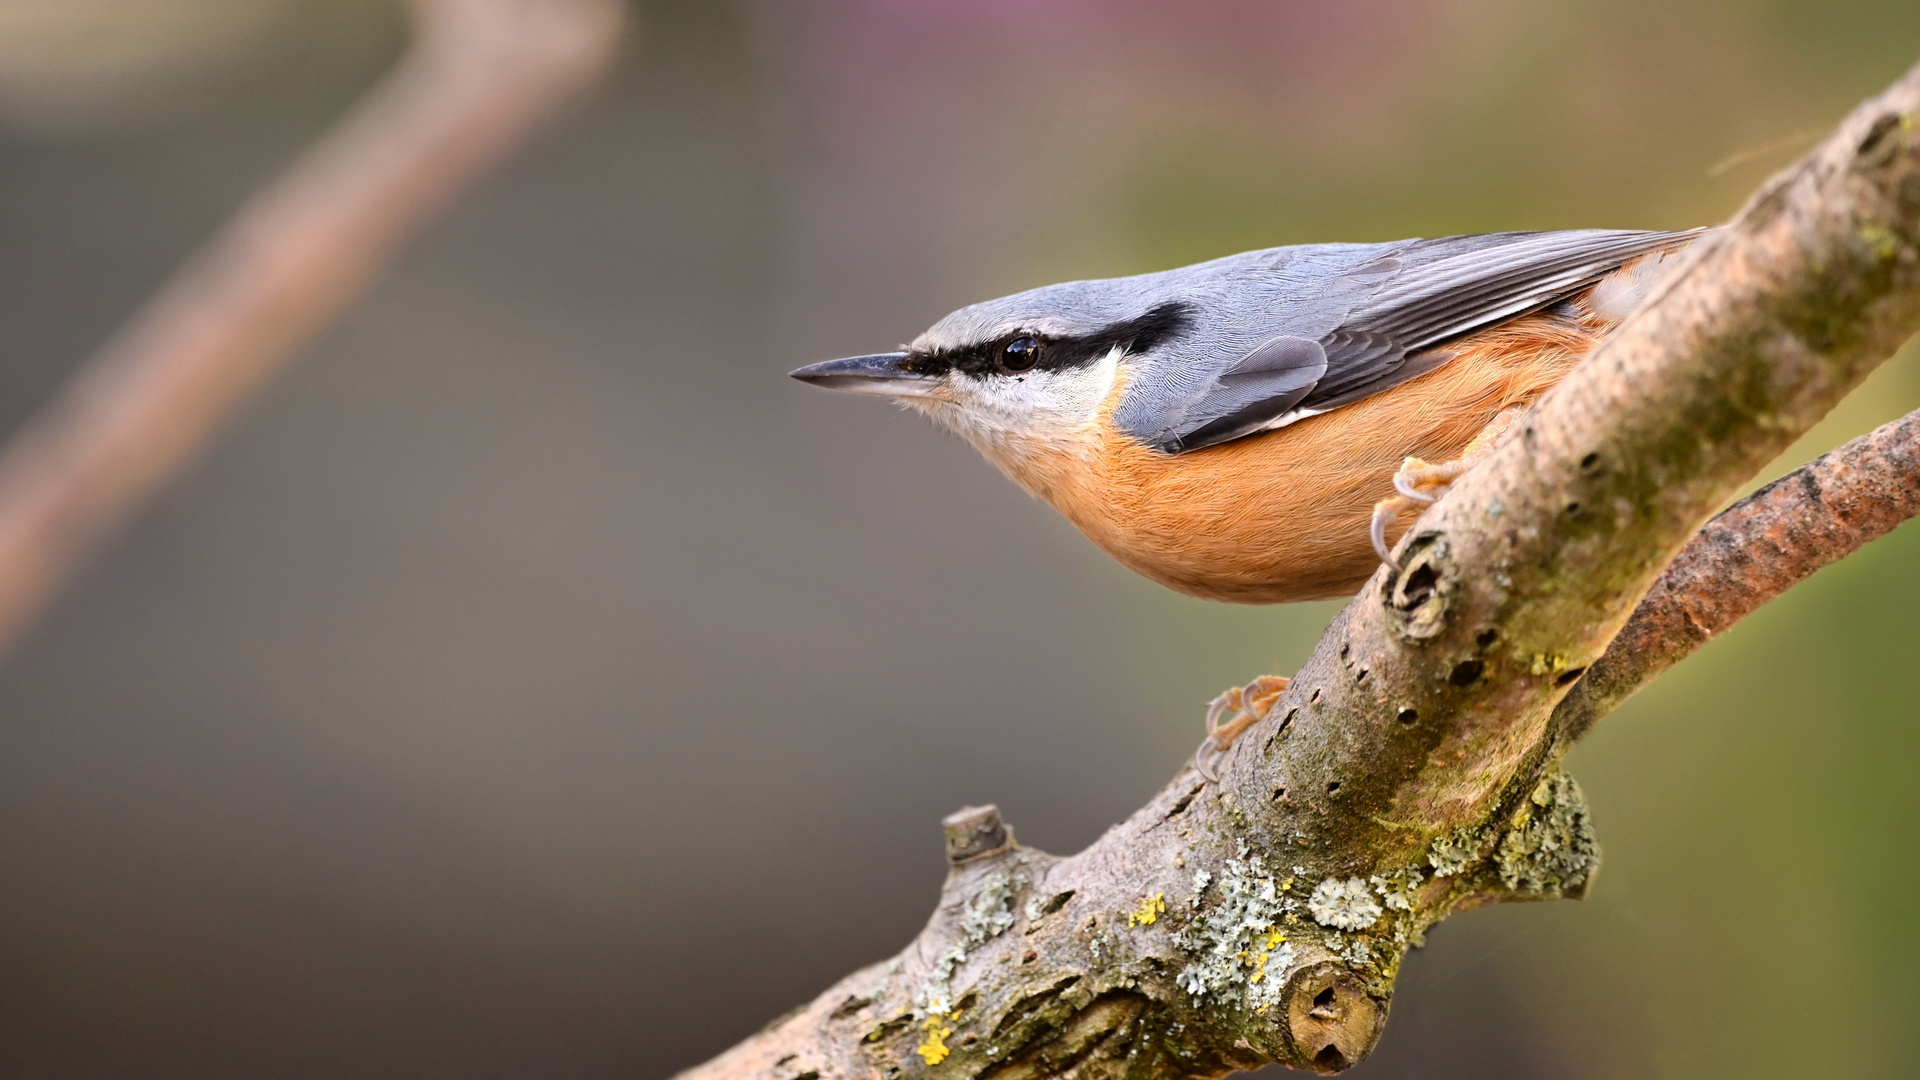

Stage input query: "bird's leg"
[
  {"left": 1193, "top": 674, "right": 1290, "bottom": 782},
  {"left": 1370, "top": 404, "right": 1529, "bottom": 566}
]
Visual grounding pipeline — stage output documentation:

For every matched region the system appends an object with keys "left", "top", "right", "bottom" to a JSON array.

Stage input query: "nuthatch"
[{"left": 792, "top": 228, "right": 1700, "bottom": 774}]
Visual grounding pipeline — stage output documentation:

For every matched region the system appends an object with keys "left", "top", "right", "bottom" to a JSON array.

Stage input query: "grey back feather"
[{"left": 915, "top": 228, "right": 1702, "bottom": 454}]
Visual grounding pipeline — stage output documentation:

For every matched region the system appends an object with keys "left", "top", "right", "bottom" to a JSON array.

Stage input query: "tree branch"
[
  {"left": 0, "top": 0, "right": 624, "bottom": 658},
  {"left": 683, "top": 60, "right": 1920, "bottom": 1079},
  {"left": 1551, "top": 403, "right": 1920, "bottom": 743}
]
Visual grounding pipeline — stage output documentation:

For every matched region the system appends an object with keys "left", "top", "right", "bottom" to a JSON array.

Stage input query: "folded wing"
[{"left": 1158, "top": 228, "right": 1701, "bottom": 453}]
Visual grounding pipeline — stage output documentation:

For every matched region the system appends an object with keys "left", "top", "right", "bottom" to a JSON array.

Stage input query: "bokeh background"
[{"left": 0, "top": 1, "right": 1915, "bottom": 1077}]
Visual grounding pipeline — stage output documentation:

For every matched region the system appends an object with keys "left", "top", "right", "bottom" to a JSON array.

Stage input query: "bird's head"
[{"left": 790, "top": 276, "right": 1198, "bottom": 467}]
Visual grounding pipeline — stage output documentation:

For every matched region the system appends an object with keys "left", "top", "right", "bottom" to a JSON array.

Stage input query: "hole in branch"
[
  {"left": 1166, "top": 786, "right": 1201, "bottom": 820},
  {"left": 1859, "top": 111, "right": 1903, "bottom": 157},
  {"left": 1398, "top": 562, "right": 1438, "bottom": 608},
  {"left": 1326, "top": 781, "right": 1342, "bottom": 796},
  {"left": 1313, "top": 986, "right": 1337, "bottom": 1010},
  {"left": 1265, "top": 710, "right": 1299, "bottom": 754},
  {"left": 1313, "top": 1046, "right": 1349, "bottom": 1071},
  {"left": 1476, "top": 628, "right": 1499, "bottom": 649},
  {"left": 1273, "top": 786, "right": 1289, "bottom": 802},
  {"left": 1396, "top": 708, "right": 1417, "bottom": 726},
  {"left": 1564, "top": 501, "right": 1582, "bottom": 515},
  {"left": 1310, "top": 687, "right": 1323, "bottom": 704},
  {"left": 1579, "top": 451, "right": 1602, "bottom": 472},
  {"left": 1449, "top": 659, "right": 1484, "bottom": 687},
  {"left": 1386, "top": 535, "right": 1456, "bottom": 642},
  {"left": 1554, "top": 666, "right": 1587, "bottom": 687}
]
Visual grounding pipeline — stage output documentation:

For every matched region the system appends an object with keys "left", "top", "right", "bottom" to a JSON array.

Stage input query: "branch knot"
[{"left": 1384, "top": 533, "right": 1456, "bottom": 642}]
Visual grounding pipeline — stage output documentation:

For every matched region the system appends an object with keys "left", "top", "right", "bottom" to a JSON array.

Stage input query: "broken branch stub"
[
  {"left": 679, "top": 59, "right": 1920, "bottom": 1080},
  {"left": 944, "top": 805, "right": 1015, "bottom": 864}
]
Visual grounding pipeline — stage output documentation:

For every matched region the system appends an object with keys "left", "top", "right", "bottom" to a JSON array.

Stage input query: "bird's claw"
[
  {"left": 1373, "top": 457, "right": 1472, "bottom": 567},
  {"left": 1370, "top": 496, "right": 1409, "bottom": 568},
  {"left": 1193, "top": 675, "right": 1290, "bottom": 782},
  {"left": 1394, "top": 456, "right": 1469, "bottom": 503}
]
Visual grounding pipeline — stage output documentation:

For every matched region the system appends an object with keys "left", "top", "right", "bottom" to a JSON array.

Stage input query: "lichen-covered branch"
[
  {"left": 1550, "top": 402, "right": 1920, "bottom": 743},
  {"left": 680, "top": 60, "right": 1920, "bottom": 1079}
]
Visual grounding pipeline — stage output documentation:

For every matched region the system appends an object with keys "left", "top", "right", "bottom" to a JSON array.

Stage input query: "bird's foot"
[
  {"left": 1371, "top": 405, "right": 1529, "bottom": 566},
  {"left": 1392, "top": 456, "right": 1471, "bottom": 503},
  {"left": 1194, "top": 674, "right": 1290, "bottom": 782},
  {"left": 1370, "top": 456, "right": 1471, "bottom": 565}
]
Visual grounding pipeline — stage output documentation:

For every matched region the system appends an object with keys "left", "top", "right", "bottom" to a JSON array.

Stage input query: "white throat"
[{"left": 904, "top": 346, "right": 1124, "bottom": 466}]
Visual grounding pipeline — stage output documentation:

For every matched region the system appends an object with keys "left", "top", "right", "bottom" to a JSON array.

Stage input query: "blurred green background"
[{"left": 0, "top": 1, "right": 1914, "bottom": 1077}]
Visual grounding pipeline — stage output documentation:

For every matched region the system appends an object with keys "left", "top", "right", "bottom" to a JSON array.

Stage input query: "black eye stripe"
[{"left": 904, "top": 301, "right": 1194, "bottom": 378}]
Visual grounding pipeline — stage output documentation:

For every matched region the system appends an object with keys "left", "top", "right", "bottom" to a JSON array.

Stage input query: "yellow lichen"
[
  {"left": 1244, "top": 929, "right": 1288, "bottom": 984},
  {"left": 917, "top": 1016, "right": 953, "bottom": 1065},
  {"left": 1860, "top": 223, "right": 1900, "bottom": 261},
  {"left": 1127, "top": 892, "right": 1167, "bottom": 927},
  {"left": 1529, "top": 653, "right": 1572, "bottom": 676}
]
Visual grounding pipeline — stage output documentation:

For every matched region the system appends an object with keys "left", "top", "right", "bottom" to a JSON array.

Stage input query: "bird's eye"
[{"left": 999, "top": 335, "right": 1041, "bottom": 373}]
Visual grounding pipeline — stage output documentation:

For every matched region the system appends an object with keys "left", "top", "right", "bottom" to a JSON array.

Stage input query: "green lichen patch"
[
  {"left": 1186, "top": 869, "right": 1212, "bottom": 905},
  {"left": 1426, "top": 828, "right": 1490, "bottom": 877},
  {"left": 1173, "top": 850, "right": 1298, "bottom": 1008},
  {"left": 916, "top": 871, "right": 1027, "bottom": 1017},
  {"left": 1494, "top": 772, "right": 1599, "bottom": 896},
  {"left": 1339, "top": 937, "right": 1374, "bottom": 968},
  {"left": 1368, "top": 867, "right": 1425, "bottom": 912},
  {"left": 1307, "top": 878, "right": 1382, "bottom": 931},
  {"left": 961, "top": 872, "right": 1025, "bottom": 940}
]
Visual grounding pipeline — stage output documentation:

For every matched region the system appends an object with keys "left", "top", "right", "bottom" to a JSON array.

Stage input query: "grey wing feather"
[
  {"left": 1295, "top": 329, "right": 1404, "bottom": 404},
  {"left": 1172, "top": 335, "right": 1329, "bottom": 450},
  {"left": 1160, "top": 227, "right": 1700, "bottom": 452},
  {"left": 1334, "top": 228, "right": 1698, "bottom": 352}
]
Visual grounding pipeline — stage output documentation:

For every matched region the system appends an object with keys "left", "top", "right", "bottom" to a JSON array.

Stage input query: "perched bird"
[{"left": 791, "top": 228, "right": 1700, "bottom": 770}]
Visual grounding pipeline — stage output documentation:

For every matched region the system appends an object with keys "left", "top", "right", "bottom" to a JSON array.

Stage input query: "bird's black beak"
[{"left": 789, "top": 352, "right": 939, "bottom": 398}]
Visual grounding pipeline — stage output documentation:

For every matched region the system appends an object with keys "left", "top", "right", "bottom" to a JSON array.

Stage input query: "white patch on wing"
[{"left": 1249, "top": 405, "right": 1326, "bottom": 436}]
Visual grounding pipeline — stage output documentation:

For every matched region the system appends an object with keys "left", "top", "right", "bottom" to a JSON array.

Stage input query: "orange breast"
[{"left": 997, "top": 312, "right": 1600, "bottom": 603}]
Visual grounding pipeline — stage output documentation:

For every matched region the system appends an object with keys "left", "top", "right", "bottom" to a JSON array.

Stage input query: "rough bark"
[
  {"left": 1551, "top": 404, "right": 1920, "bottom": 744},
  {"left": 681, "top": 59, "right": 1920, "bottom": 1080}
]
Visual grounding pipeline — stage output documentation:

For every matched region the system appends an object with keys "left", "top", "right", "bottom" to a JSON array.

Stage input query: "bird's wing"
[{"left": 1153, "top": 228, "right": 1701, "bottom": 453}]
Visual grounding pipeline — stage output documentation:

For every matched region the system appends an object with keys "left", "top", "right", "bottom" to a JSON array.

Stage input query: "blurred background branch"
[{"left": 0, "top": 0, "right": 622, "bottom": 658}]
